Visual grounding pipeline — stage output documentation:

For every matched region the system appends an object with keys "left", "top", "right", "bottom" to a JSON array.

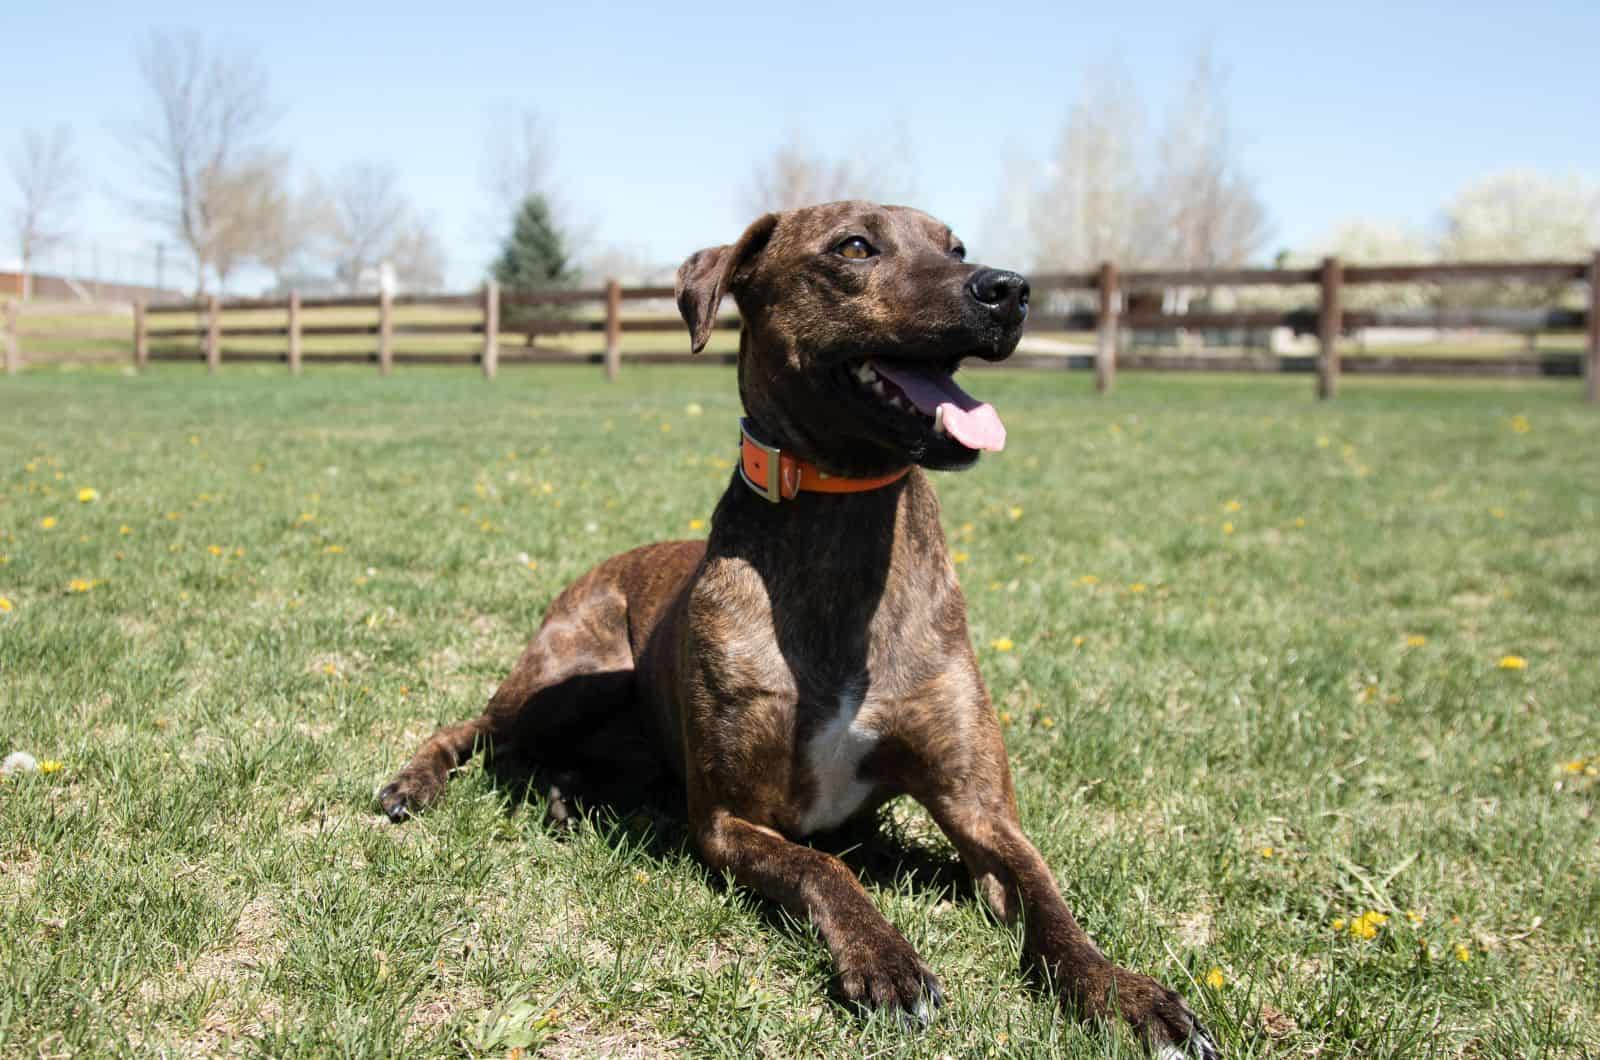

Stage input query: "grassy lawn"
[{"left": 1, "top": 365, "right": 1596, "bottom": 1058}]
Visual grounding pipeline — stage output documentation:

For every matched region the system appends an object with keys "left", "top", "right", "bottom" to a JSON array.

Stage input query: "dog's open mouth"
[{"left": 848, "top": 358, "right": 1007, "bottom": 452}]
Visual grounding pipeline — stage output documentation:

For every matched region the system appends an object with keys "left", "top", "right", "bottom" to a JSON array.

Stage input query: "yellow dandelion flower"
[
  {"left": 77, "top": 487, "right": 98, "bottom": 503},
  {"left": 1040, "top": 716, "right": 1055, "bottom": 728},
  {"left": 119, "top": 525, "right": 132, "bottom": 536},
  {"left": 39, "top": 516, "right": 58, "bottom": 530},
  {"left": 1331, "top": 918, "right": 1346, "bottom": 931},
  {"left": 207, "top": 545, "right": 224, "bottom": 556},
  {"left": 525, "top": 559, "right": 538, "bottom": 571},
  {"left": 1072, "top": 635, "right": 1085, "bottom": 647},
  {"left": 633, "top": 870, "right": 650, "bottom": 884},
  {"left": 323, "top": 545, "right": 345, "bottom": 554},
  {"left": 991, "top": 637, "right": 1014, "bottom": 652},
  {"left": 38, "top": 760, "right": 63, "bottom": 774},
  {"left": 1129, "top": 582, "right": 1146, "bottom": 593},
  {"left": 322, "top": 662, "right": 338, "bottom": 676},
  {"left": 1008, "top": 506, "right": 1023, "bottom": 520},
  {"left": 1294, "top": 517, "right": 1307, "bottom": 528},
  {"left": 1352, "top": 919, "right": 1378, "bottom": 940},
  {"left": 1077, "top": 574, "right": 1099, "bottom": 586},
  {"left": 1562, "top": 760, "right": 1585, "bottom": 775},
  {"left": 1221, "top": 522, "right": 1234, "bottom": 535},
  {"left": 999, "top": 711, "right": 1013, "bottom": 724},
  {"left": 0, "top": 597, "right": 12, "bottom": 613},
  {"left": 659, "top": 422, "right": 672, "bottom": 432},
  {"left": 1204, "top": 967, "right": 1225, "bottom": 989},
  {"left": 689, "top": 518, "right": 705, "bottom": 531},
  {"left": 1315, "top": 435, "right": 1331, "bottom": 448},
  {"left": 959, "top": 521, "right": 975, "bottom": 538},
  {"left": 188, "top": 435, "right": 200, "bottom": 446},
  {"left": 1015, "top": 552, "right": 1034, "bottom": 565},
  {"left": 1509, "top": 415, "right": 1530, "bottom": 434},
  {"left": 297, "top": 512, "right": 316, "bottom": 524},
  {"left": 66, "top": 578, "right": 94, "bottom": 593},
  {"left": 1406, "top": 909, "right": 1423, "bottom": 925},
  {"left": 1453, "top": 943, "right": 1471, "bottom": 963},
  {"left": 952, "top": 550, "right": 969, "bottom": 564},
  {"left": 1490, "top": 507, "right": 1506, "bottom": 519},
  {"left": 1405, "top": 634, "right": 1427, "bottom": 648},
  {"left": 1259, "top": 846, "right": 1274, "bottom": 858},
  {"left": 540, "top": 481, "right": 554, "bottom": 494},
  {"left": 1497, "top": 655, "right": 1527, "bottom": 670},
  {"left": 1223, "top": 499, "right": 1242, "bottom": 513}
]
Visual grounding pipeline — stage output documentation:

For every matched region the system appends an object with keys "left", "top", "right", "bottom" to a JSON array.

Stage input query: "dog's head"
[{"left": 675, "top": 201, "right": 1028, "bottom": 476}]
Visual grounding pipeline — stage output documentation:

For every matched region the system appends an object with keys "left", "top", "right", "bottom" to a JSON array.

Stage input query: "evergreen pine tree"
[{"left": 492, "top": 194, "right": 574, "bottom": 291}]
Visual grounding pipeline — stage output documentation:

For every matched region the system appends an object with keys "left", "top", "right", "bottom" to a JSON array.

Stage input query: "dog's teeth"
[
  {"left": 870, "top": 381, "right": 885, "bottom": 396},
  {"left": 854, "top": 363, "right": 874, "bottom": 383},
  {"left": 934, "top": 406, "right": 946, "bottom": 434}
]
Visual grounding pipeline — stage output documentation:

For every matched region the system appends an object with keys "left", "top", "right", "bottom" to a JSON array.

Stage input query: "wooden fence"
[{"left": 6, "top": 254, "right": 1599, "bottom": 400}]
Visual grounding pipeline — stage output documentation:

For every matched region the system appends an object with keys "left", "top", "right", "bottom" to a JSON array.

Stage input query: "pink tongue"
[{"left": 870, "top": 360, "right": 1007, "bottom": 452}]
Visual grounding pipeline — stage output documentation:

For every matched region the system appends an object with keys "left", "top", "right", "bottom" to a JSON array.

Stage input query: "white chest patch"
[{"left": 795, "top": 685, "right": 880, "bottom": 836}]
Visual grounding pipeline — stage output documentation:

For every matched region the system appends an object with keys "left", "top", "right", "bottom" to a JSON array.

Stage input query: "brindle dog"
[{"left": 379, "top": 201, "right": 1218, "bottom": 1058}]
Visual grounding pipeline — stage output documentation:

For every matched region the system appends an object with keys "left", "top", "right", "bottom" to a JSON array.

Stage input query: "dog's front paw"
[
  {"left": 1114, "top": 970, "right": 1219, "bottom": 1060},
  {"left": 835, "top": 932, "right": 945, "bottom": 1028},
  {"left": 376, "top": 773, "right": 436, "bottom": 822}
]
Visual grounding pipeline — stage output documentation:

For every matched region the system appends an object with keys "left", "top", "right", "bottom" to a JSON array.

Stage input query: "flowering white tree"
[{"left": 1439, "top": 170, "right": 1599, "bottom": 307}]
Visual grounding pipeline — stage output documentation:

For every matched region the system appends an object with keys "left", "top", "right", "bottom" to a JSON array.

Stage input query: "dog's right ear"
[{"left": 674, "top": 213, "right": 778, "bottom": 353}]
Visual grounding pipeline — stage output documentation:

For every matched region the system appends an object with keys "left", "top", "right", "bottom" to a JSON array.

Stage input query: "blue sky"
[{"left": 5, "top": 0, "right": 1598, "bottom": 290}]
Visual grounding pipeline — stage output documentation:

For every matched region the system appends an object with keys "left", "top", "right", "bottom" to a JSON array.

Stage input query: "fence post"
[
  {"left": 288, "top": 291, "right": 302, "bottom": 375},
  {"left": 133, "top": 300, "right": 147, "bottom": 371},
  {"left": 206, "top": 295, "right": 221, "bottom": 374},
  {"left": 1587, "top": 249, "right": 1599, "bottom": 404},
  {"left": 1316, "top": 256, "right": 1343, "bottom": 400},
  {"left": 3, "top": 300, "right": 18, "bottom": 376},
  {"left": 1095, "top": 261, "right": 1119, "bottom": 393},
  {"left": 378, "top": 287, "right": 393, "bottom": 376},
  {"left": 481, "top": 280, "right": 499, "bottom": 379},
  {"left": 604, "top": 278, "right": 622, "bottom": 383}
]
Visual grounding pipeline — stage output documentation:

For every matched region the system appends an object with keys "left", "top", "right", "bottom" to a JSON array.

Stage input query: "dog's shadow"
[{"left": 481, "top": 752, "right": 972, "bottom": 901}]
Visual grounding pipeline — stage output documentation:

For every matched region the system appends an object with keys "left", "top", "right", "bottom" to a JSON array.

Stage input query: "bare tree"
[
  {"left": 481, "top": 107, "right": 558, "bottom": 232},
  {"left": 1151, "top": 48, "right": 1270, "bottom": 271},
  {"left": 120, "top": 31, "right": 280, "bottom": 294},
  {"left": 1030, "top": 61, "right": 1150, "bottom": 271},
  {"left": 386, "top": 216, "right": 446, "bottom": 292},
  {"left": 6, "top": 125, "right": 81, "bottom": 300},
  {"left": 740, "top": 125, "right": 920, "bottom": 217},
  {"left": 256, "top": 175, "right": 336, "bottom": 289},
  {"left": 203, "top": 152, "right": 293, "bottom": 293},
  {"left": 327, "top": 163, "right": 408, "bottom": 292}
]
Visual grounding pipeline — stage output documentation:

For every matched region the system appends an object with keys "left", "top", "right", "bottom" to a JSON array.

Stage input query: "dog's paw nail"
[
  {"left": 1185, "top": 1018, "right": 1221, "bottom": 1060},
  {"left": 377, "top": 783, "right": 412, "bottom": 822}
]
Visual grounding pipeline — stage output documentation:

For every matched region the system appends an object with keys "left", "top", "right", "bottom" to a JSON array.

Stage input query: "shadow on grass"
[{"left": 480, "top": 749, "right": 971, "bottom": 899}]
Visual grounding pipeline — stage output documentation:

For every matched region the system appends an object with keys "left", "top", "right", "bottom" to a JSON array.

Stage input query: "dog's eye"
[
  {"left": 835, "top": 237, "right": 875, "bottom": 260},
  {"left": 950, "top": 245, "right": 967, "bottom": 262}
]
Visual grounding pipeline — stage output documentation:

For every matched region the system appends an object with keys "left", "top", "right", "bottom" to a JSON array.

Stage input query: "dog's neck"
[{"left": 738, "top": 418, "right": 910, "bottom": 503}]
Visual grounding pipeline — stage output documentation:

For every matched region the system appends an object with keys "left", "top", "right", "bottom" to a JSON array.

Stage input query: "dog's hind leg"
[{"left": 378, "top": 568, "right": 638, "bottom": 822}]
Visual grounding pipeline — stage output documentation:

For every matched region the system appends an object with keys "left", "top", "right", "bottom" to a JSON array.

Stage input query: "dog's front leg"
[
  {"left": 926, "top": 787, "right": 1219, "bottom": 1059},
  {"left": 695, "top": 807, "right": 944, "bottom": 1024}
]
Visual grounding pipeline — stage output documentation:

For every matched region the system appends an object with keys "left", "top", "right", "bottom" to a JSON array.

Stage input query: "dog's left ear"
[{"left": 675, "top": 213, "right": 778, "bottom": 353}]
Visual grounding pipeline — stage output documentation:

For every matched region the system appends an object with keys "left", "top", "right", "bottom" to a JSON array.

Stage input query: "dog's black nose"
[{"left": 966, "top": 268, "right": 1030, "bottom": 326}]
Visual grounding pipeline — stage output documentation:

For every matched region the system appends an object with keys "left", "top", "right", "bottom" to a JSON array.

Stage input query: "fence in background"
[{"left": 6, "top": 255, "right": 1600, "bottom": 401}]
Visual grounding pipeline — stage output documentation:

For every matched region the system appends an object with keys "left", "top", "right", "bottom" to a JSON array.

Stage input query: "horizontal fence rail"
[{"left": 4, "top": 254, "right": 1597, "bottom": 399}]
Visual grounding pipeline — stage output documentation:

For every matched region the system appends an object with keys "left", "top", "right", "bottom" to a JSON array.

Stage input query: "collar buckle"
[{"left": 738, "top": 418, "right": 785, "bottom": 503}]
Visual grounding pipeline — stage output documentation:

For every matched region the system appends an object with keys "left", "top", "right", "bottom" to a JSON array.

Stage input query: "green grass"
[{"left": 1, "top": 365, "right": 1597, "bottom": 1058}]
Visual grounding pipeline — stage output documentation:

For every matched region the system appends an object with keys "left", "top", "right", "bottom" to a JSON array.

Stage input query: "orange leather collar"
[{"left": 738, "top": 418, "right": 910, "bottom": 502}]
